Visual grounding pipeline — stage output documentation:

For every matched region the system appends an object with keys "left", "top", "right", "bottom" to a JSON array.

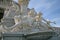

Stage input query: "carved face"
[
  {"left": 37, "top": 13, "right": 42, "bottom": 17},
  {"left": 19, "top": 0, "right": 29, "bottom": 2},
  {"left": 35, "top": 16, "right": 39, "bottom": 19},
  {"left": 19, "top": 0, "right": 24, "bottom": 2},
  {"left": 28, "top": 10, "right": 34, "bottom": 17},
  {"left": 18, "top": 0, "right": 29, "bottom": 5},
  {"left": 35, "top": 13, "right": 43, "bottom": 22}
]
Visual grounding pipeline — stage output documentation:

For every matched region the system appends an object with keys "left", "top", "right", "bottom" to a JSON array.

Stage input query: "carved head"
[
  {"left": 18, "top": 0, "right": 30, "bottom": 5},
  {"left": 18, "top": 0, "right": 30, "bottom": 2},
  {"left": 28, "top": 8, "right": 35, "bottom": 17},
  {"left": 34, "top": 12, "right": 42, "bottom": 21},
  {"left": 28, "top": 11, "right": 34, "bottom": 17},
  {"left": 37, "top": 12, "right": 42, "bottom": 17}
]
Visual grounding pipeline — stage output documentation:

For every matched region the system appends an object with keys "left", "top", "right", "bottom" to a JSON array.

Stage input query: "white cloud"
[
  {"left": 52, "top": 18, "right": 60, "bottom": 22},
  {"left": 54, "top": 24, "right": 60, "bottom": 27}
]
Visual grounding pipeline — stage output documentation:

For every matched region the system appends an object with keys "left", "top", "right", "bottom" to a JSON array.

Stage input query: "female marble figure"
[
  {"left": 0, "top": 2, "right": 21, "bottom": 32},
  {"left": 32, "top": 12, "right": 43, "bottom": 29},
  {"left": 21, "top": 10, "right": 34, "bottom": 27},
  {"left": 10, "top": 9, "right": 35, "bottom": 32},
  {"left": 4, "top": 2, "right": 20, "bottom": 18}
]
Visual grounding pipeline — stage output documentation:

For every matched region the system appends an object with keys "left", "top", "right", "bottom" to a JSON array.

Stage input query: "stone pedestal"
[
  {"left": 3, "top": 33, "right": 26, "bottom": 40},
  {"left": 0, "top": 33, "right": 2, "bottom": 40}
]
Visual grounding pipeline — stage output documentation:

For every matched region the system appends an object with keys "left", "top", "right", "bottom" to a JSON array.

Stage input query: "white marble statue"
[
  {"left": 31, "top": 12, "right": 44, "bottom": 31},
  {"left": 0, "top": 0, "right": 54, "bottom": 33}
]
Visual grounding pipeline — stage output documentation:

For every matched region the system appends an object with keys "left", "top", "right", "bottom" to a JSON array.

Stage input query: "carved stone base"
[{"left": 3, "top": 32, "right": 26, "bottom": 40}]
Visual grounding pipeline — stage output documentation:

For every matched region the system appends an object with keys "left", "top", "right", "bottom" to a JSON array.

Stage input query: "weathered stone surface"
[
  {"left": 3, "top": 33, "right": 25, "bottom": 40},
  {"left": 48, "top": 36, "right": 60, "bottom": 40},
  {"left": 0, "top": 0, "right": 12, "bottom": 8}
]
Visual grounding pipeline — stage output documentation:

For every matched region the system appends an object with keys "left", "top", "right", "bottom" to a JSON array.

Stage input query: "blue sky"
[{"left": 14, "top": 0, "right": 60, "bottom": 27}]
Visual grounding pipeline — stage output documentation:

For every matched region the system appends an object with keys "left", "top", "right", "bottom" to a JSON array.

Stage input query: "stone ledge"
[
  {"left": 0, "top": 33, "right": 2, "bottom": 37},
  {"left": 3, "top": 32, "right": 24, "bottom": 37}
]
